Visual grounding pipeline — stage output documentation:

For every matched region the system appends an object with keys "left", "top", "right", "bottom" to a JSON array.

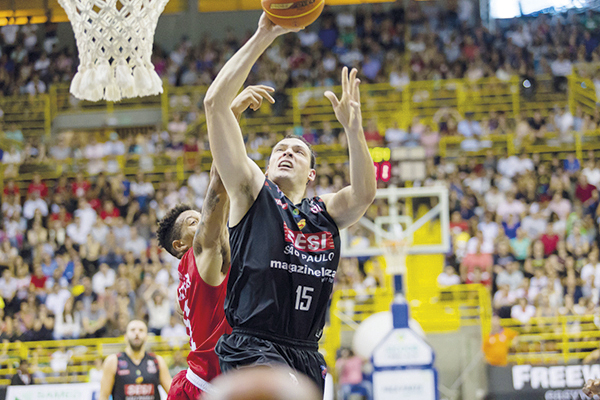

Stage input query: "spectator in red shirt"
[
  {"left": 575, "top": 174, "right": 596, "bottom": 204},
  {"left": 540, "top": 224, "right": 560, "bottom": 256},
  {"left": 71, "top": 172, "right": 91, "bottom": 199},
  {"left": 27, "top": 173, "right": 48, "bottom": 199},
  {"left": 53, "top": 176, "right": 71, "bottom": 198},
  {"left": 30, "top": 264, "right": 47, "bottom": 292},
  {"left": 450, "top": 211, "right": 469, "bottom": 234},
  {"left": 3, "top": 179, "right": 20, "bottom": 198},
  {"left": 99, "top": 200, "right": 120, "bottom": 225},
  {"left": 50, "top": 205, "right": 72, "bottom": 228},
  {"left": 461, "top": 243, "right": 494, "bottom": 288},
  {"left": 364, "top": 119, "right": 384, "bottom": 146}
]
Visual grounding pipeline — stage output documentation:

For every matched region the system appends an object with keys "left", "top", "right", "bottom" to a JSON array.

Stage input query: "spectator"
[
  {"left": 124, "top": 227, "right": 148, "bottom": 258},
  {"left": 161, "top": 314, "right": 187, "bottom": 339},
  {"left": 496, "top": 261, "right": 525, "bottom": 292},
  {"left": 510, "top": 229, "right": 531, "bottom": 261},
  {"left": 92, "top": 263, "right": 116, "bottom": 296},
  {"left": 82, "top": 300, "right": 107, "bottom": 338},
  {"left": 144, "top": 287, "right": 171, "bottom": 336},
  {"left": 540, "top": 224, "right": 560, "bottom": 256},
  {"left": 511, "top": 297, "right": 536, "bottom": 324},
  {"left": 575, "top": 175, "right": 596, "bottom": 204},
  {"left": 437, "top": 265, "right": 461, "bottom": 287},
  {"left": 10, "top": 359, "right": 33, "bottom": 386},
  {"left": 483, "top": 316, "right": 518, "bottom": 367},
  {"left": 336, "top": 348, "right": 370, "bottom": 400}
]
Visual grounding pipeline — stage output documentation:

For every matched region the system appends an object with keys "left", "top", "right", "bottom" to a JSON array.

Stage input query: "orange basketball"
[{"left": 261, "top": 0, "right": 325, "bottom": 29}]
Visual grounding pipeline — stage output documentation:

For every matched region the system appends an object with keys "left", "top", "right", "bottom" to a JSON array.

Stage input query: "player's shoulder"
[{"left": 103, "top": 353, "right": 119, "bottom": 371}]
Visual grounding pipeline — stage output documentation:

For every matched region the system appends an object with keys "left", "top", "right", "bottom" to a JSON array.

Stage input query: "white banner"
[
  {"left": 373, "top": 369, "right": 436, "bottom": 400},
  {"left": 6, "top": 383, "right": 100, "bottom": 400},
  {"left": 6, "top": 382, "right": 169, "bottom": 400}
]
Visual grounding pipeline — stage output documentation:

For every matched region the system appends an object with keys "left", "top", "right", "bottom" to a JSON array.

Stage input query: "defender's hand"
[
  {"left": 325, "top": 67, "right": 362, "bottom": 134},
  {"left": 230, "top": 85, "right": 275, "bottom": 120}
]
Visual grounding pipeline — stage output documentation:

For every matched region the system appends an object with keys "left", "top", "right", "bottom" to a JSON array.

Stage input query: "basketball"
[{"left": 261, "top": 0, "right": 325, "bottom": 29}]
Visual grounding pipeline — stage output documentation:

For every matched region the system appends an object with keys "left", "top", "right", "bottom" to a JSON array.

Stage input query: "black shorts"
[{"left": 215, "top": 328, "right": 327, "bottom": 393}]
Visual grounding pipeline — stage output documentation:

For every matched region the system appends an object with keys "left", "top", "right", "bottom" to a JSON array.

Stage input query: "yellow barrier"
[
  {"left": 502, "top": 315, "right": 600, "bottom": 365},
  {"left": 0, "top": 336, "right": 190, "bottom": 385},
  {"left": 321, "top": 274, "right": 395, "bottom": 374}
]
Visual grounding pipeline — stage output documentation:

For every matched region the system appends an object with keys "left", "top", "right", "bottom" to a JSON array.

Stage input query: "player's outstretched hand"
[
  {"left": 324, "top": 67, "right": 362, "bottom": 134},
  {"left": 258, "top": 12, "right": 303, "bottom": 38},
  {"left": 230, "top": 85, "right": 275, "bottom": 120},
  {"left": 583, "top": 379, "right": 600, "bottom": 397}
]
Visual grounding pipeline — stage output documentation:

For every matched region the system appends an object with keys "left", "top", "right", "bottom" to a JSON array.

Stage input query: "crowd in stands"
[
  {"left": 0, "top": 2, "right": 598, "bottom": 98},
  {"left": 435, "top": 149, "right": 600, "bottom": 328},
  {"left": 0, "top": 4, "right": 600, "bottom": 386}
]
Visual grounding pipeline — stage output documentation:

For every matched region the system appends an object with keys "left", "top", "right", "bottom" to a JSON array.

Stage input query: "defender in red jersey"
[{"left": 157, "top": 86, "right": 274, "bottom": 400}]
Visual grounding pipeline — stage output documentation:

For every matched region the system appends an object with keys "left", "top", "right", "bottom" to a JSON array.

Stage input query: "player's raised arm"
[
  {"left": 320, "top": 67, "right": 377, "bottom": 229},
  {"left": 192, "top": 164, "right": 230, "bottom": 286},
  {"left": 204, "top": 13, "right": 300, "bottom": 226}
]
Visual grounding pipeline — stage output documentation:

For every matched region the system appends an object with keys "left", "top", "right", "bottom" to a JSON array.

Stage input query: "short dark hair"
[
  {"left": 282, "top": 134, "right": 317, "bottom": 169},
  {"left": 157, "top": 204, "right": 192, "bottom": 258}
]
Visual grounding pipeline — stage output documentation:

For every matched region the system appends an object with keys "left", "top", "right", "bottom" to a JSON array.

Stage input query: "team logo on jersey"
[
  {"left": 310, "top": 202, "right": 323, "bottom": 214},
  {"left": 283, "top": 222, "right": 334, "bottom": 252},
  {"left": 118, "top": 360, "right": 128, "bottom": 369},
  {"left": 321, "top": 365, "right": 328, "bottom": 379},
  {"left": 275, "top": 198, "right": 289, "bottom": 210},
  {"left": 147, "top": 360, "right": 157, "bottom": 374},
  {"left": 298, "top": 219, "right": 306, "bottom": 230},
  {"left": 292, "top": 208, "right": 300, "bottom": 216}
]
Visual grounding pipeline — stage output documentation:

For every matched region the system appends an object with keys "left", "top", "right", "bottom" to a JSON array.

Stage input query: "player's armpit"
[
  {"left": 98, "top": 355, "right": 117, "bottom": 400},
  {"left": 320, "top": 184, "right": 375, "bottom": 230}
]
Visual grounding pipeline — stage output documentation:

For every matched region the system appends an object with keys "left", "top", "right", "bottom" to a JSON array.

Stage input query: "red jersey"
[{"left": 177, "top": 248, "right": 231, "bottom": 382}]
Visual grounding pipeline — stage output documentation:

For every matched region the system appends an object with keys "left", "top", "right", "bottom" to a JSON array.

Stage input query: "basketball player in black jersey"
[
  {"left": 99, "top": 320, "right": 171, "bottom": 400},
  {"left": 204, "top": 13, "right": 376, "bottom": 392}
]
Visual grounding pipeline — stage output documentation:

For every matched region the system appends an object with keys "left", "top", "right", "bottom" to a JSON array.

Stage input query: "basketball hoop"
[
  {"left": 381, "top": 239, "right": 410, "bottom": 275},
  {"left": 58, "top": 0, "right": 168, "bottom": 102}
]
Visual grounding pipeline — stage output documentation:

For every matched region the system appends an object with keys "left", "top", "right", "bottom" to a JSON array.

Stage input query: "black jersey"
[
  {"left": 112, "top": 352, "right": 160, "bottom": 400},
  {"left": 226, "top": 179, "right": 340, "bottom": 343}
]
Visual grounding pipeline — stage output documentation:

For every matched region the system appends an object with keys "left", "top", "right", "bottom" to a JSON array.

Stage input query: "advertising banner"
[
  {"left": 6, "top": 383, "right": 100, "bottom": 400},
  {"left": 488, "top": 364, "right": 600, "bottom": 400}
]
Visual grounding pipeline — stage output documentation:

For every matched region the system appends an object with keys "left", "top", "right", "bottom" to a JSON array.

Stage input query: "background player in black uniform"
[
  {"left": 99, "top": 320, "right": 171, "bottom": 400},
  {"left": 204, "top": 13, "right": 376, "bottom": 391}
]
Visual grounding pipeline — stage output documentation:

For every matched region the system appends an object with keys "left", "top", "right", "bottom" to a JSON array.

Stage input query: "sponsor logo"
[
  {"left": 283, "top": 222, "right": 334, "bottom": 252},
  {"left": 124, "top": 384, "right": 154, "bottom": 396},
  {"left": 512, "top": 364, "right": 600, "bottom": 390},
  {"left": 321, "top": 365, "right": 328, "bottom": 379},
  {"left": 117, "top": 369, "right": 130, "bottom": 376},
  {"left": 298, "top": 219, "right": 306, "bottom": 230},
  {"left": 118, "top": 360, "right": 128, "bottom": 369},
  {"left": 284, "top": 245, "right": 335, "bottom": 262},
  {"left": 146, "top": 360, "right": 157, "bottom": 374},
  {"left": 270, "top": 259, "right": 336, "bottom": 283},
  {"left": 292, "top": 208, "right": 300, "bottom": 216}
]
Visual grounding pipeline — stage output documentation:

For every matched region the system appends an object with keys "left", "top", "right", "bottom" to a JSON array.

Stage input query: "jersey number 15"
[{"left": 295, "top": 285, "right": 314, "bottom": 311}]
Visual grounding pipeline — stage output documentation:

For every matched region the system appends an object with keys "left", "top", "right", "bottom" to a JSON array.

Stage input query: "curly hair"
[{"left": 157, "top": 204, "right": 192, "bottom": 258}]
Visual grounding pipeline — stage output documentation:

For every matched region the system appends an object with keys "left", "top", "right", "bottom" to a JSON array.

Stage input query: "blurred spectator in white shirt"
[{"left": 437, "top": 266, "right": 461, "bottom": 287}]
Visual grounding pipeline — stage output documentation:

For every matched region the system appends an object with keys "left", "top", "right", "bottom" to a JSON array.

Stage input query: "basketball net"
[
  {"left": 58, "top": 0, "right": 168, "bottom": 102},
  {"left": 381, "top": 238, "right": 410, "bottom": 275}
]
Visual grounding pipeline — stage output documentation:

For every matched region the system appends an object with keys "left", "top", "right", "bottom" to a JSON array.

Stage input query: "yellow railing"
[
  {"left": 502, "top": 315, "right": 600, "bottom": 365},
  {"left": 1, "top": 72, "right": 583, "bottom": 141},
  {"left": 439, "top": 129, "right": 600, "bottom": 159},
  {"left": 409, "top": 284, "right": 493, "bottom": 341},
  {"left": 322, "top": 274, "right": 395, "bottom": 373},
  {"left": 0, "top": 336, "right": 189, "bottom": 385}
]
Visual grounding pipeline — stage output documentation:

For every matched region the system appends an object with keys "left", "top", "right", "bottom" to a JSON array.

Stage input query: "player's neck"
[
  {"left": 125, "top": 347, "right": 146, "bottom": 364},
  {"left": 272, "top": 178, "right": 306, "bottom": 204}
]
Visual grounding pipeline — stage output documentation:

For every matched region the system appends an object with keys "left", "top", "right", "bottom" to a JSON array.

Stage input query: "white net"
[
  {"left": 58, "top": 0, "right": 168, "bottom": 102},
  {"left": 381, "top": 239, "right": 409, "bottom": 275}
]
